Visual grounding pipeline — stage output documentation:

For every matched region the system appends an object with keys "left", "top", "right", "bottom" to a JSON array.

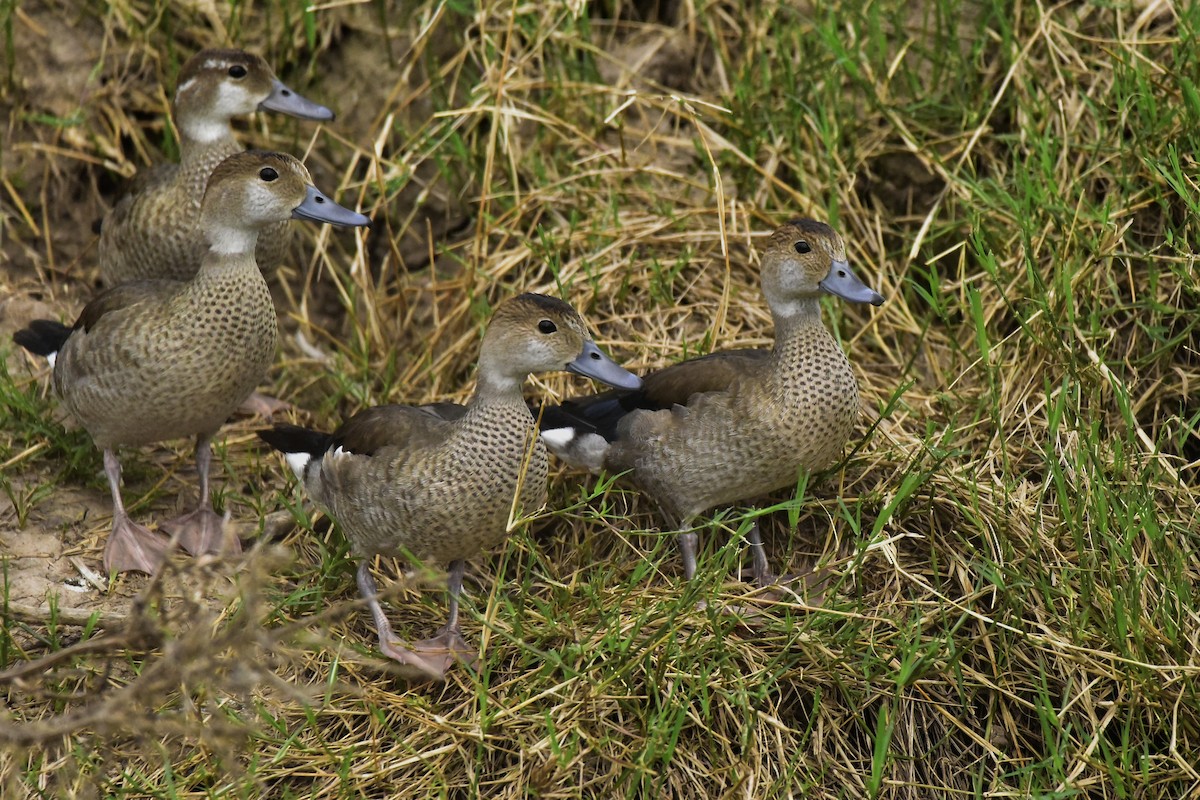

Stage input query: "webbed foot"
[
  {"left": 104, "top": 515, "right": 171, "bottom": 574},
  {"left": 379, "top": 625, "right": 477, "bottom": 681},
  {"left": 160, "top": 507, "right": 240, "bottom": 557},
  {"left": 237, "top": 391, "right": 293, "bottom": 421}
]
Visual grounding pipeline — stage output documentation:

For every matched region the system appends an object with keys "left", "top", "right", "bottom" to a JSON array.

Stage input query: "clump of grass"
[
  {"left": 0, "top": 355, "right": 97, "bottom": 480},
  {"left": 2, "top": 0, "right": 1199, "bottom": 797}
]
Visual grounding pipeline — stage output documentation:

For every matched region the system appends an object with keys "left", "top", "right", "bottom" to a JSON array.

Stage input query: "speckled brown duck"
[
  {"left": 98, "top": 49, "right": 335, "bottom": 286},
  {"left": 15, "top": 151, "right": 370, "bottom": 575},
  {"left": 538, "top": 219, "right": 884, "bottom": 586},
  {"left": 258, "top": 293, "right": 641, "bottom": 680}
]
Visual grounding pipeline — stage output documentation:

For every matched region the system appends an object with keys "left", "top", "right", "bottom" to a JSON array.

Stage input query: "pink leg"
[
  {"left": 102, "top": 449, "right": 170, "bottom": 574},
  {"left": 160, "top": 435, "right": 241, "bottom": 557},
  {"left": 356, "top": 560, "right": 475, "bottom": 680},
  {"left": 677, "top": 531, "right": 699, "bottom": 580}
]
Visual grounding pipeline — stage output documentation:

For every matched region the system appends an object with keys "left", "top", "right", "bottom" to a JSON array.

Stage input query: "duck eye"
[
  {"left": 537, "top": 320, "right": 557, "bottom": 335},
  {"left": 793, "top": 241, "right": 811, "bottom": 255},
  {"left": 228, "top": 65, "right": 248, "bottom": 79},
  {"left": 259, "top": 167, "right": 279, "bottom": 182}
]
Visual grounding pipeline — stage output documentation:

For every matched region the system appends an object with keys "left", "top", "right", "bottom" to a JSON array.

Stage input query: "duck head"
[
  {"left": 200, "top": 151, "right": 370, "bottom": 253},
  {"left": 760, "top": 219, "right": 884, "bottom": 318},
  {"left": 477, "top": 294, "right": 642, "bottom": 393},
  {"left": 174, "top": 49, "right": 334, "bottom": 143}
]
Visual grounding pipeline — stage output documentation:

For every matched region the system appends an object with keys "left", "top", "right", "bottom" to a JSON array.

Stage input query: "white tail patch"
[
  {"left": 538, "top": 427, "right": 576, "bottom": 451},
  {"left": 283, "top": 452, "right": 311, "bottom": 481},
  {"left": 540, "top": 429, "right": 609, "bottom": 473},
  {"left": 46, "top": 351, "right": 58, "bottom": 369}
]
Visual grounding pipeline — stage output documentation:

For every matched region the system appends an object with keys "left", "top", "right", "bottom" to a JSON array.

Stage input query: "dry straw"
[{"left": 2, "top": 0, "right": 1199, "bottom": 797}]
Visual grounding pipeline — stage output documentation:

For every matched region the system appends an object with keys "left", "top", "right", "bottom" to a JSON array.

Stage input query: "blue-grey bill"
[
  {"left": 292, "top": 185, "right": 371, "bottom": 227},
  {"left": 567, "top": 341, "right": 643, "bottom": 390},
  {"left": 819, "top": 260, "right": 884, "bottom": 306},
  {"left": 259, "top": 79, "right": 335, "bottom": 121}
]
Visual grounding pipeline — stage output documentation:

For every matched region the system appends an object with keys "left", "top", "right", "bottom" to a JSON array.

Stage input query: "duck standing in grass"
[
  {"left": 98, "top": 48, "right": 335, "bottom": 286},
  {"left": 537, "top": 219, "right": 884, "bottom": 587},
  {"left": 14, "top": 151, "right": 370, "bottom": 575},
  {"left": 258, "top": 294, "right": 642, "bottom": 680}
]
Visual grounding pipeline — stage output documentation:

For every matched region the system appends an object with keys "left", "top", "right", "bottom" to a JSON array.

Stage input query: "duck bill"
[
  {"left": 819, "top": 259, "right": 884, "bottom": 306},
  {"left": 292, "top": 185, "right": 371, "bottom": 228},
  {"left": 567, "top": 341, "right": 643, "bottom": 390},
  {"left": 259, "top": 79, "right": 335, "bottom": 121}
]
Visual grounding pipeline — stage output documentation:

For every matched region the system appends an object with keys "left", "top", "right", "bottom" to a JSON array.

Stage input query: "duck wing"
[{"left": 540, "top": 348, "right": 769, "bottom": 442}]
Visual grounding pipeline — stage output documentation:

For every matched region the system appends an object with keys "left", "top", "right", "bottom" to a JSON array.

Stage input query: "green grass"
[{"left": 2, "top": 0, "right": 1200, "bottom": 797}]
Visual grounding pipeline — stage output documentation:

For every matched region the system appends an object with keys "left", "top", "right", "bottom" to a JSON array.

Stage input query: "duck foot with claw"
[
  {"left": 105, "top": 514, "right": 171, "bottom": 575},
  {"left": 358, "top": 560, "right": 476, "bottom": 681},
  {"left": 160, "top": 435, "right": 241, "bottom": 557},
  {"left": 237, "top": 391, "right": 293, "bottom": 421},
  {"left": 380, "top": 625, "right": 477, "bottom": 682},
  {"left": 160, "top": 507, "right": 239, "bottom": 557}
]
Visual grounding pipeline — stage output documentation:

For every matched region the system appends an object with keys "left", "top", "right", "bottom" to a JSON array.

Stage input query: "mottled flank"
[
  {"left": 15, "top": 150, "right": 364, "bottom": 573},
  {"left": 540, "top": 219, "right": 883, "bottom": 578},
  {"left": 311, "top": 400, "right": 548, "bottom": 563},
  {"left": 608, "top": 308, "right": 862, "bottom": 525},
  {"left": 266, "top": 292, "right": 629, "bottom": 563},
  {"left": 97, "top": 49, "right": 332, "bottom": 285},
  {"left": 258, "top": 293, "right": 639, "bottom": 678}
]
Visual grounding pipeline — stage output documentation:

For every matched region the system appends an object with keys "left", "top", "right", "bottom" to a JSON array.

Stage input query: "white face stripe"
[{"left": 175, "top": 76, "right": 199, "bottom": 98}]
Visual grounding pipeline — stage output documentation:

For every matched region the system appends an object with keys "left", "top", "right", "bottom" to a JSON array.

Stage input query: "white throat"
[
  {"left": 206, "top": 225, "right": 260, "bottom": 256},
  {"left": 770, "top": 295, "right": 822, "bottom": 323},
  {"left": 176, "top": 81, "right": 250, "bottom": 145},
  {"left": 474, "top": 366, "right": 523, "bottom": 397},
  {"left": 179, "top": 116, "right": 233, "bottom": 145}
]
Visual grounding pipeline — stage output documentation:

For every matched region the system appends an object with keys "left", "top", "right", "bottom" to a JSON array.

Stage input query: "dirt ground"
[
  {"left": 0, "top": 3, "right": 373, "bottom": 637},
  {"left": 0, "top": 0, "right": 712, "bottom": 647}
]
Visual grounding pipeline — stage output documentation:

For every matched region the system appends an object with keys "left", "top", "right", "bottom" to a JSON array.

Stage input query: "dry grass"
[{"left": 2, "top": 0, "right": 1200, "bottom": 797}]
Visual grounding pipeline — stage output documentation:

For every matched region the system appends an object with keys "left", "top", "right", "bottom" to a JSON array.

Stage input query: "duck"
[
  {"left": 257, "top": 293, "right": 642, "bottom": 680},
  {"left": 536, "top": 219, "right": 884, "bottom": 587},
  {"left": 14, "top": 150, "right": 370, "bottom": 575},
  {"left": 98, "top": 49, "right": 335, "bottom": 286}
]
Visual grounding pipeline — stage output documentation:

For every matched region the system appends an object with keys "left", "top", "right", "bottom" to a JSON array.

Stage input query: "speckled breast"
[{"left": 98, "top": 142, "right": 294, "bottom": 283}]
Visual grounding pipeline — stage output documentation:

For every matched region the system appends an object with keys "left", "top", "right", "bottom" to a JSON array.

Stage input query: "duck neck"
[
  {"left": 176, "top": 111, "right": 241, "bottom": 193},
  {"left": 469, "top": 368, "right": 526, "bottom": 407},
  {"left": 201, "top": 223, "right": 261, "bottom": 259},
  {"left": 176, "top": 106, "right": 236, "bottom": 149},
  {"left": 770, "top": 296, "right": 825, "bottom": 344}
]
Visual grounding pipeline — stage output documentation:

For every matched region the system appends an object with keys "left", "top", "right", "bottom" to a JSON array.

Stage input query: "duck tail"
[
  {"left": 257, "top": 423, "right": 331, "bottom": 482},
  {"left": 13, "top": 320, "right": 72, "bottom": 368},
  {"left": 533, "top": 396, "right": 628, "bottom": 473}
]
